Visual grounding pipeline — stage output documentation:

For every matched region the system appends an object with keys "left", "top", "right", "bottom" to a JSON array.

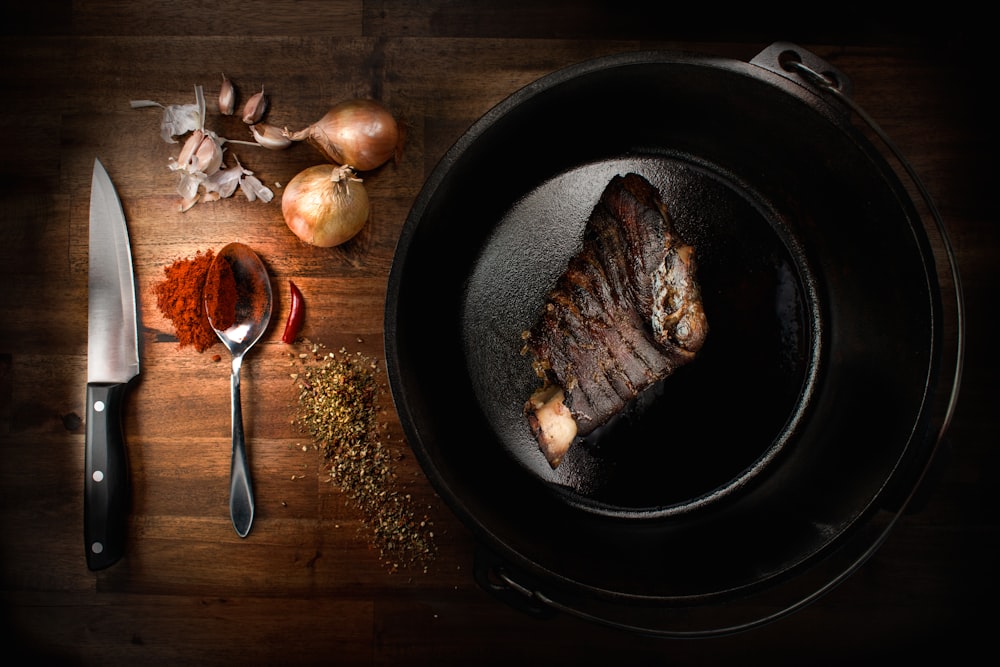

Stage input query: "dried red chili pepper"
[{"left": 282, "top": 280, "right": 305, "bottom": 343}]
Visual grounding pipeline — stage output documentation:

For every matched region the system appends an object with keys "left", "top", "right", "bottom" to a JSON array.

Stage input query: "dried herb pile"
[{"left": 291, "top": 342, "right": 436, "bottom": 573}]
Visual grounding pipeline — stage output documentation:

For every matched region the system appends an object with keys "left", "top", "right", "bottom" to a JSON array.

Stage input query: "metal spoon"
[{"left": 204, "top": 242, "right": 272, "bottom": 537}]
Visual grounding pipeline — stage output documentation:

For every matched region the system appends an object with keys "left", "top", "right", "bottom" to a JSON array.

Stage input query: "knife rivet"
[
  {"left": 92, "top": 470, "right": 104, "bottom": 482},
  {"left": 91, "top": 542, "right": 104, "bottom": 554},
  {"left": 94, "top": 400, "right": 106, "bottom": 412}
]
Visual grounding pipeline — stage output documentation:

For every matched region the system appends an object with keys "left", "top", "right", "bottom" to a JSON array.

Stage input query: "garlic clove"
[
  {"left": 179, "top": 194, "right": 201, "bottom": 212},
  {"left": 192, "top": 133, "right": 224, "bottom": 175},
  {"left": 242, "top": 86, "right": 268, "bottom": 124},
  {"left": 218, "top": 74, "right": 236, "bottom": 115},
  {"left": 175, "top": 129, "right": 204, "bottom": 168},
  {"left": 250, "top": 122, "right": 292, "bottom": 150}
]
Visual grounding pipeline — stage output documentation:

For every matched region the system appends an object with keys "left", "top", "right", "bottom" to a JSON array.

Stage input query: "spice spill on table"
[
  {"left": 152, "top": 249, "right": 221, "bottom": 352},
  {"left": 290, "top": 340, "right": 437, "bottom": 574}
]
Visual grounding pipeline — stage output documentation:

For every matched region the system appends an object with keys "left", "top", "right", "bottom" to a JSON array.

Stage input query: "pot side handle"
[
  {"left": 473, "top": 545, "right": 559, "bottom": 620},
  {"left": 750, "top": 42, "right": 854, "bottom": 101}
]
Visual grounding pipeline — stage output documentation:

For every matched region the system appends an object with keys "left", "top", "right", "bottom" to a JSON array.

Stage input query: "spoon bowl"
[{"left": 205, "top": 242, "right": 272, "bottom": 537}]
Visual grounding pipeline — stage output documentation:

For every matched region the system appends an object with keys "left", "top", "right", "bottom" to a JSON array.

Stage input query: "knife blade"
[{"left": 86, "top": 158, "right": 140, "bottom": 570}]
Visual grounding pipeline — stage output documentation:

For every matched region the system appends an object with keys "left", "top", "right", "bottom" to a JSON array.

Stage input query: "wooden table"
[{"left": 3, "top": 3, "right": 995, "bottom": 664}]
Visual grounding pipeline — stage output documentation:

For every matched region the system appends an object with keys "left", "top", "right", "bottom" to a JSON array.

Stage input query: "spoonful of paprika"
[{"left": 204, "top": 242, "right": 272, "bottom": 538}]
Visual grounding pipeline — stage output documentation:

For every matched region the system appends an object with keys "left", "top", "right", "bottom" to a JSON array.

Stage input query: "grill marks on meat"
[{"left": 523, "top": 173, "right": 708, "bottom": 468}]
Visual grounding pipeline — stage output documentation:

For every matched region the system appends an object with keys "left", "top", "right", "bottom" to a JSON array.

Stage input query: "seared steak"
[{"left": 523, "top": 173, "right": 708, "bottom": 468}]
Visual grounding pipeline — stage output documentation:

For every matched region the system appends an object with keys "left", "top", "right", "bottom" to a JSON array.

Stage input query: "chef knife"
[{"left": 85, "top": 158, "right": 140, "bottom": 570}]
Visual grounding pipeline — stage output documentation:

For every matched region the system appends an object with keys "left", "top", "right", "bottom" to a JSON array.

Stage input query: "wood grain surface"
[{"left": 2, "top": 2, "right": 996, "bottom": 664}]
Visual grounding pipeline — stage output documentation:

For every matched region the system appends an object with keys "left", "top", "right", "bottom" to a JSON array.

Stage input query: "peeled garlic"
[
  {"left": 250, "top": 122, "right": 292, "bottom": 150},
  {"left": 175, "top": 129, "right": 205, "bottom": 168},
  {"left": 242, "top": 86, "right": 268, "bottom": 124},
  {"left": 173, "top": 128, "right": 224, "bottom": 175},
  {"left": 218, "top": 74, "right": 235, "bottom": 115},
  {"left": 191, "top": 132, "right": 223, "bottom": 174}
]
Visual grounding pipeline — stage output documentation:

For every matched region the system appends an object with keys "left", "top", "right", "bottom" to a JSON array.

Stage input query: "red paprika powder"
[
  {"left": 204, "top": 255, "right": 238, "bottom": 331},
  {"left": 152, "top": 249, "right": 220, "bottom": 352}
]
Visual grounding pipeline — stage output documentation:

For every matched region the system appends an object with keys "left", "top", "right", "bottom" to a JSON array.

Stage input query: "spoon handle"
[{"left": 229, "top": 355, "right": 255, "bottom": 537}]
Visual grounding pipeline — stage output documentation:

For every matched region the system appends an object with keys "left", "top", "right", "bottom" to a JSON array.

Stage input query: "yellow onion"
[
  {"left": 284, "top": 98, "right": 400, "bottom": 172},
  {"left": 281, "top": 164, "right": 370, "bottom": 247}
]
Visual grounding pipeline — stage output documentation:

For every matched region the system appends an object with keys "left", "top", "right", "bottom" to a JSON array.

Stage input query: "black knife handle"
[{"left": 84, "top": 382, "right": 131, "bottom": 570}]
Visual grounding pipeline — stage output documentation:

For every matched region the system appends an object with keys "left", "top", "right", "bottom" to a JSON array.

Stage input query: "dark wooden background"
[{"left": 2, "top": 2, "right": 996, "bottom": 664}]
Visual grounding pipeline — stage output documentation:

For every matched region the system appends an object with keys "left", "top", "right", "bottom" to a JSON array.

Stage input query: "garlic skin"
[
  {"left": 203, "top": 158, "right": 274, "bottom": 203},
  {"left": 169, "top": 128, "right": 225, "bottom": 202},
  {"left": 236, "top": 168, "right": 274, "bottom": 202},
  {"left": 130, "top": 98, "right": 201, "bottom": 143},
  {"left": 134, "top": 82, "right": 276, "bottom": 211},
  {"left": 250, "top": 122, "right": 292, "bottom": 150},
  {"left": 242, "top": 87, "right": 268, "bottom": 124},
  {"left": 218, "top": 74, "right": 235, "bottom": 115}
]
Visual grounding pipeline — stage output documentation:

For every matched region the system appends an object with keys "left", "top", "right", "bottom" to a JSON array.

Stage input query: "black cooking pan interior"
[{"left": 385, "top": 45, "right": 961, "bottom": 630}]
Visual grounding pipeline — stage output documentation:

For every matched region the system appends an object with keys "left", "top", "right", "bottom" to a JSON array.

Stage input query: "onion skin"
[
  {"left": 281, "top": 164, "right": 370, "bottom": 247},
  {"left": 285, "top": 99, "right": 400, "bottom": 172}
]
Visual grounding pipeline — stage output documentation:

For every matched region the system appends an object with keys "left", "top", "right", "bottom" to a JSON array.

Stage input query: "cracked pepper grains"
[{"left": 292, "top": 343, "right": 436, "bottom": 573}]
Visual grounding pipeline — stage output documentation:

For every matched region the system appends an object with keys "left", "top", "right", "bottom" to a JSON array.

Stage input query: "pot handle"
[
  {"left": 750, "top": 42, "right": 854, "bottom": 101},
  {"left": 473, "top": 545, "right": 559, "bottom": 620}
]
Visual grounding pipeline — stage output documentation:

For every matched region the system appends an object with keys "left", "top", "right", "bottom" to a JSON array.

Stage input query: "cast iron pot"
[{"left": 384, "top": 43, "right": 963, "bottom": 636}]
